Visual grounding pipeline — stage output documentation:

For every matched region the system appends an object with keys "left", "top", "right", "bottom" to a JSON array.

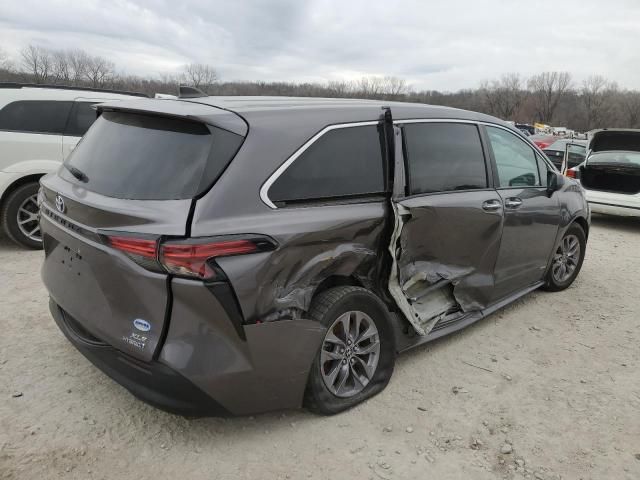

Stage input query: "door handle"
[
  {"left": 505, "top": 197, "right": 523, "bottom": 209},
  {"left": 482, "top": 199, "right": 502, "bottom": 212}
]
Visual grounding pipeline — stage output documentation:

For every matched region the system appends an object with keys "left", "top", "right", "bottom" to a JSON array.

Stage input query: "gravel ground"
[{"left": 1, "top": 214, "right": 640, "bottom": 480}]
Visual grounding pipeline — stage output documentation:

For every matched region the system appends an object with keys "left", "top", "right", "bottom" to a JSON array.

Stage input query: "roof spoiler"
[{"left": 178, "top": 85, "right": 208, "bottom": 99}]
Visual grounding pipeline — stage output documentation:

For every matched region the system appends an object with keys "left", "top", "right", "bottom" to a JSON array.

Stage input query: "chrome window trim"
[{"left": 259, "top": 117, "right": 540, "bottom": 209}]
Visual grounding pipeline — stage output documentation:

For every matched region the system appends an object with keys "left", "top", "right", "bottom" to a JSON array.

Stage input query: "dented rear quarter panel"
[{"left": 194, "top": 202, "right": 389, "bottom": 322}]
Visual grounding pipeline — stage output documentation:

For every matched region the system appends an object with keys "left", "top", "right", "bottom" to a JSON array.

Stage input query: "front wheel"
[
  {"left": 304, "top": 286, "right": 395, "bottom": 415},
  {"left": 542, "top": 223, "right": 586, "bottom": 292},
  {"left": 1, "top": 182, "right": 43, "bottom": 249}
]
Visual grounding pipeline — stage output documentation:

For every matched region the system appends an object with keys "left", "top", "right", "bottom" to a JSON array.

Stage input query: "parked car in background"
[
  {"left": 529, "top": 134, "right": 557, "bottom": 149},
  {"left": 40, "top": 96, "right": 590, "bottom": 416},
  {"left": 515, "top": 123, "right": 535, "bottom": 136},
  {"left": 542, "top": 138, "right": 587, "bottom": 171},
  {"left": 0, "top": 83, "right": 147, "bottom": 248},
  {"left": 569, "top": 129, "right": 640, "bottom": 217}
]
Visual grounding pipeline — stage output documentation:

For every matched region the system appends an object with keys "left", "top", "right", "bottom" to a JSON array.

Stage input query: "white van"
[{"left": 0, "top": 83, "right": 148, "bottom": 248}]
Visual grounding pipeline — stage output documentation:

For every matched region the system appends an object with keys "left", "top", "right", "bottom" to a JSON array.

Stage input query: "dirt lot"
[{"left": 1, "top": 215, "right": 639, "bottom": 480}]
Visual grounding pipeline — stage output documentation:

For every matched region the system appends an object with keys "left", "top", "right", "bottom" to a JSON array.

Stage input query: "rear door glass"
[
  {"left": 403, "top": 122, "right": 488, "bottom": 194},
  {"left": 61, "top": 111, "right": 243, "bottom": 200},
  {"left": 0, "top": 100, "right": 72, "bottom": 134}
]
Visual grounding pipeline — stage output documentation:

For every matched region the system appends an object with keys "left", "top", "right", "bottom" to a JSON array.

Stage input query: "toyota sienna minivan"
[{"left": 40, "top": 96, "right": 590, "bottom": 416}]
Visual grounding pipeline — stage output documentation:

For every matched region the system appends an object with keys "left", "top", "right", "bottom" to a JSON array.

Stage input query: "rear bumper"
[
  {"left": 50, "top": 299, "right": 229, "bottom": 416},
  {"left": 585, "top": 190, "right": 640, "bottom": 217},
  {"left": 50, "top": 292, "right": 327, "bottom": 416}
]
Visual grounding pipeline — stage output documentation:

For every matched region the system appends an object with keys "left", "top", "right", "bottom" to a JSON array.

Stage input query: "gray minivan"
[{"left": 40, "top": 96, "right": 590, "bottom": 415}]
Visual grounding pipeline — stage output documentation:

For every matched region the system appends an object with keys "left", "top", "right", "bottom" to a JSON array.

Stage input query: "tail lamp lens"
[
  {"left": 160, "top": 240, "right": 258, "bottom": 279},
  {"left": 108, "top": 236, "right": 157, "bottom": 258},
  {"left": 566, "top": 169, "right": 577, "bottom": 178},
  {"left": 107, "top": 235, "right": 275, "bottom": 280}
]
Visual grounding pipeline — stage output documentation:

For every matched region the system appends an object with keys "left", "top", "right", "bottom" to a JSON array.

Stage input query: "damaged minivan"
[
  {"left": 39, "top": 96, "right": 590, "bottom": 416},
  {"left": 572, "top": 129, "right": 640, "bottom": 217}
]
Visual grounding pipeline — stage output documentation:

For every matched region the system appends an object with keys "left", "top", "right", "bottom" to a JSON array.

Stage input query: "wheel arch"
[
  {"left": 573, "top": 215, "right": 589, "bottom": 239},
  {"left": 0, "top": 173, "right": 45, "bottom": 212}
]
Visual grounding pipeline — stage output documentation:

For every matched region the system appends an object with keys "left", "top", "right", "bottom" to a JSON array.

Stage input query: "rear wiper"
[{"left": 63, "top": 163, "right": 89, "bottom": 183}]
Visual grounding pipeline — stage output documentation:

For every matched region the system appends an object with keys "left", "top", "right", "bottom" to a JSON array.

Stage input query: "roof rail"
[
  {"left": 0, "top": 82, "right": 149, "bottom": 98},
  {"left": 178, "top": 85, "right": 207, "bottom": 98}
]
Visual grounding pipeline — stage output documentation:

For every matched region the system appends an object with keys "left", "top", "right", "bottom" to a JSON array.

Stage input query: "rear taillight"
[
  {"left": 107, "top": 234, "right": 276, "bottom": 279},
  {"left": 160, "top": 239, "right": 259, "bottom": 279},
  {"left": 566, "top": 168, "right": 577, "bottom": 179},
  {"left": 108, "top": 236, "right": 157, "bottom": 259},
  {"left": 107, "top": 235, "right": 162, "bottom": 272}
]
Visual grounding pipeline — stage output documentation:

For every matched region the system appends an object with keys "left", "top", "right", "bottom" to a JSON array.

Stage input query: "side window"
[
  {"left": 403, "top": 122, "right": 487, "bottom": 195},
  {"left": 536, "top": 154, "right": 551, "bottom": 187},
  {"left": 64, "top": 102, "right": 98, "bottom": 137},
  {"left": 0, "top": 100, "right": 72, "bottom": 134},
  {"left": 486, "top": 126, "right": 541, "bottom": 187},
  {"left": 268, "top": 125, "right": 385, "bottom": 204}
]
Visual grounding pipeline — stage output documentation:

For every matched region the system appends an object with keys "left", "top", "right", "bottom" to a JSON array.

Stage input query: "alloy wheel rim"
[
  {"left": 552, "top": 234, "right": 580, "bottom": 283},
  {"left": 320, "top": 310, "right": 380, "bottom": 398},
  {"left": 17, "top": 194, "right": 41, "bottom": 243}
]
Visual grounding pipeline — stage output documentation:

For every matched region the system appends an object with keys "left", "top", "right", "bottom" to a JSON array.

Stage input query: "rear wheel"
[
  {"left": 1, "top": 182, "right": 43, "bottom": 249},
  {"left": 304, "top": 286, "right": 395, "bottom": 415},
  {"left": 542, "top": 223, "right": 586, "bottom": 291}
]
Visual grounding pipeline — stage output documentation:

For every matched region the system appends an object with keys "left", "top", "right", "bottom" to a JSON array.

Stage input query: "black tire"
[
  {"left": 304, "top": 286, "right": 395, "bottom": 415},
  {"left": 542, "top": 223, "right": 586, "bottom": 292},
  {"left": 1, "top": 182, "right": 43, "bottom": 249}
]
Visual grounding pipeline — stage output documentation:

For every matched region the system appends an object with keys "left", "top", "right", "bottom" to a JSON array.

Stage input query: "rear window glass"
[
  {"left": 588, "top": 151, "right": 640, "bottom": 166},
  {"left": 268, "top": 125, "right": 385, "bottom": 204},
  {"left": 60, "top": 112, "right": 243, "bottom": 200},
  {"left": 0, "top": 100, "right": 72, "bottom": 134}
]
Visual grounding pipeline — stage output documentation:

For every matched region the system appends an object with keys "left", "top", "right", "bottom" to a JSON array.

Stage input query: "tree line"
[{"left": 2, "top": 44, "right": 640, "bottom": 132}]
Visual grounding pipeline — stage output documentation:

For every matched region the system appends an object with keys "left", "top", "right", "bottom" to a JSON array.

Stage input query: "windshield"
[
  {"left": 60, "top": 111, "right": 243, "bottom": 200},
  {"left": 588, "top": 151, "right": 640, "bottom": 166}
]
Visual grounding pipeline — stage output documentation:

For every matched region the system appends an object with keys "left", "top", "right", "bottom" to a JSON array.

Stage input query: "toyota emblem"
[{"left": 55, "top": 194, "right": 65, "bottom": 213}]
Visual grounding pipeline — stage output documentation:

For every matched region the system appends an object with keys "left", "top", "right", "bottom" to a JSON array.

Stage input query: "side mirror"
[{"left": 547, "top": 171, "right": 565, "bottom": 196}]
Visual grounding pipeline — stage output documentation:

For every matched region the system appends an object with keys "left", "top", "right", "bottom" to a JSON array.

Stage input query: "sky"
[{"left": 2, "top": 0, "right": 640, "bottom": 91}]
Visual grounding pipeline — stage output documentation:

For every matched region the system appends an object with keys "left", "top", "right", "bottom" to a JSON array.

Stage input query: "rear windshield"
[
  {"left": 588, "top": 151, "right": 640, "bottom": 167},
  {"left": 60, "top": 111, "right": 243, "bottom": 200}
]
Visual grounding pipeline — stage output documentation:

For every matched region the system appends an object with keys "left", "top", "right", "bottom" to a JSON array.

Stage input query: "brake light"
[
  {"left": 160, "top": 238, "right": 275, "bottom": 279},
  {"left": 566, "top": 168, "right": 577, "bottom": 179},
  {"left": 108, "top": 236, "right": 157, "bottom": 259}
]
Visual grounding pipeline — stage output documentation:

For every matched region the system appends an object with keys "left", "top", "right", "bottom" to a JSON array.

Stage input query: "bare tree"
[
  {"left": 481, "top": 73, "right": 527, "bottom": 120},
  {"left": 84, "top": 54, "right": 115, "bottom": 87},
  {"left": 66, "top": 49, "right": 89, "bottom": 85},
  {"left": 51, "top": 50, "right": 71, "bottom": 83},
  {"left": 380, "top": 76, "right": 409, "bottom": 98},
  {"left": 581, "top": 75, "right": 617, "bottom": 130},
  {"left": 183, "top": 63, "right": 218, "bottom": 91},
  {"left": 20, "top": 45, "right": 53, "bottom": 83},
  {"left": 527, "top": 71, "right": 572, "bottom": 123}
]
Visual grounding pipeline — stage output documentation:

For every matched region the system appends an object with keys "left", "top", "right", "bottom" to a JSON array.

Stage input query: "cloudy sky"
[{"left": 2, "top": 0, "right": 640, "bottom": 91}]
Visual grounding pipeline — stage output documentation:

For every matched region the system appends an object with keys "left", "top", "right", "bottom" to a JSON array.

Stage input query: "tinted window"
[
  {"left": 404, "top": 123, "right": 487, "bottom": 194},
  {"left": 487, "top": 127, "right": 541, "bottom": 187},
  {"left": 60, "top": 112, "right": 243, "bottom": 200},
  {"left": 536, "top": 155, "right": 551, "bottom": 187},
  {"left": 0, "top": 100, "right": 72, "bottom": 134},
  {"left": 269, "top": 125, "right": 385, "bottom": 204},
  {"left": 64, "top": 102, "right": 98, "bottom": 137}
]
